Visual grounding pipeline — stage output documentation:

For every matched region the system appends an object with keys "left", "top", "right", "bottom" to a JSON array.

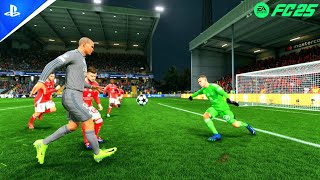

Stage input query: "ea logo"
[{"left": 254, "top": 2, "right": 269, "bottom": 18}]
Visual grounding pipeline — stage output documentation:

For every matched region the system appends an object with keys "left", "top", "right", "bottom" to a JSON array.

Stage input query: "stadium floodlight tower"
[{"left": 236, "top": 60, "right": 320, "bottom": 111}]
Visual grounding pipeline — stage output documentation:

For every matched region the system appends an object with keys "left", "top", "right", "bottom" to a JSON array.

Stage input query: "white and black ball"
[{"left": 136, "top": 94, "right": 148, "bottom": 106}]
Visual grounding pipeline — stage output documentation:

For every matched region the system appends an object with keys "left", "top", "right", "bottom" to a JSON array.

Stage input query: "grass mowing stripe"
[
  {"left": 0, "top": 105, "right": 33, "bottom": 111},
  {"left": 241, "top": 106, "right": 320, "bottom": 116},
  {"left": 158, "top": 103, "right": 320, "bottom": 148}
]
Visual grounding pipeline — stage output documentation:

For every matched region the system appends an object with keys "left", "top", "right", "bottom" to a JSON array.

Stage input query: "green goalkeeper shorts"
[{"left": 206, "top": 107, "right": 236, "bottom": 124}]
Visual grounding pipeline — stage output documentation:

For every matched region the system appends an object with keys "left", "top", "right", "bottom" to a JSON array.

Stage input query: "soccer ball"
[{"left": 136, "top": 94, "right": 148, "bottom": 106}]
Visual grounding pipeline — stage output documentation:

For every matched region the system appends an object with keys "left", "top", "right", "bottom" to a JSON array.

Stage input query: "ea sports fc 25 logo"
[{"left": 254, "top": 2, "right": 319, "bottom": 19}]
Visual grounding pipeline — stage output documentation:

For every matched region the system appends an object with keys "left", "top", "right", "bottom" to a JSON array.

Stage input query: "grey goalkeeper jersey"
[{"left": 38, "top": 49, "right": 90, "bottom": 92}]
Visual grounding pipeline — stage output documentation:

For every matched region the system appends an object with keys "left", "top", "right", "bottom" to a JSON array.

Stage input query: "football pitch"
[{"left": 0, "top": 97, "right": 319, "bottom": 179}]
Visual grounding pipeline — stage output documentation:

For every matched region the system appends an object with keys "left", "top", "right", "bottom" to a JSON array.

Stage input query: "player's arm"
[
  {"left": 188, "top": 88, "right": 204, "bottom": 101},
  {"left": 93, "top": 93, "right": 103, "bottom": 110},
  {"left": 84, "top": 83, "right": 104, "bottom": 93},
  {"left": 45, "top": 85, "right": 61, "bottom": 94},
  {"left": 31, "top": 53, "right": 72, "bottom": 95},
  {"left": 92, "top": 84, "right": 103, "bottom": 110},
  {"left": 214, "top": 84, "right": 239, "bottom": 106},
  {"left": 103, "top": 86, "right": 108, "bottom": 95}
]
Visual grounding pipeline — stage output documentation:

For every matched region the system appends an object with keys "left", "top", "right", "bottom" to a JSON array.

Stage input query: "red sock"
[
  {"left": 94, "top": 121, "right": 103, "bottom": 137},
  {"left": 44, "top": 108, "right": 51, "bottom": 113},
  {"left": 107, "top": 106, "right": 112, "bottom": 114},
  {"left": 29, "top": 115, "right": 36, "bottom": 124},
  {"left": 81, "top": 123, "right": 88, "bottom": 143}
]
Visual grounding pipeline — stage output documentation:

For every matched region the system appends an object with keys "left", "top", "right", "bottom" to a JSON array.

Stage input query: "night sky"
[{"left": 65, "top": 0, "right": 242, "bottom": 80}]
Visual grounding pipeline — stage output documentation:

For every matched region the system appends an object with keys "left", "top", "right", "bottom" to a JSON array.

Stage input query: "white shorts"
[
  {"left": 109, "top": 98, "right": 117, "bottom": 104},
  {"left": 35, "top": 100, "right": 55, "bottom": 113},
  {"left": 89, "top": 106, "right": 102, "bottom": 123},
  {"left": 115, "top": 98, "right": 121, "bottom": 105}
]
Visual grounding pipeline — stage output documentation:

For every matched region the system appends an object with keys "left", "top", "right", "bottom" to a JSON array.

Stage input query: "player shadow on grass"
[
  {"left": 27, "top": 126, "right": 52, "bottom": 130},
  {"left": 187, "top": 128, "right": 250, "bottom": 139}
]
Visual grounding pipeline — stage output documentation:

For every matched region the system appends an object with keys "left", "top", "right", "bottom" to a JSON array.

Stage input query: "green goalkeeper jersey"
[{"left": 191, "top": 83, "right": 229, "bottom": 111}]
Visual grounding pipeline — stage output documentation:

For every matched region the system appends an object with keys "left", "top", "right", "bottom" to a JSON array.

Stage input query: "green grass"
[{"left": 0, "top": 97, "right": 320, "bottom": 179}]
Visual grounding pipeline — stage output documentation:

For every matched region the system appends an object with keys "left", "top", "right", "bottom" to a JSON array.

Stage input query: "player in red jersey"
[
  {"left": 115, "top": 88, "right": 124, "bottom": 107},
  {"left": 81, "top": 67, "right": 105, "bottom": 149},
  {"left": 28, "top": 73, "right": 60, "bottom": 129},
  {"left": 103, "top": 79, "right": 118, "bottom": 117}
]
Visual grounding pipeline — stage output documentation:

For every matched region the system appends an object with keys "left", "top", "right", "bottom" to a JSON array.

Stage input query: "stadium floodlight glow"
[
  {"left": 113, "top": 15, "right": 116, "bottom": 18},
  {"left": 115, "top": 31, "right": 118, "bottom": 33},
  {"left": 70, "top": 40, "right": 77, "bottom": 43},
  {"left": 34, "top": 24, "right": 37, "bottom": 27},
  {"left": 290, "top": 37, "right": 300, "bottom": 41},
  {"left": 48, "top": 39, "right": 55, "bottom": 42},
  {"left": 133, "top": 44, "right": 139, "bottom": 47},
  {"left": 139, "top": 17, "right": 142, "bottom": 20},
  {"left": 222, "top": 44, "right": 228, "bottom": 47},
  {"left": 94, "top": 42, "right": 99, "bottom": 44},
  {"left": 63, "top": 26, "right": 65, "bottom": 29},
  {"left": 114, "top": 43, "right": 119, "bottom": 46},
  {"left": 50, "top": 9, "right": 53, "bottom": 11},
  {"left": 93, "top": 0, "right": 102, "bottom": 4},
  {"left": 82, "top": 12, "right": 85, "bottom": 15},
  {"left": 89, "top": 29, "right": 92, "bottom": 31},
  {"left": 254, "top": 49, "right": 261, "bottom": 53},
  {"left": 137, "top": 32, "right": 140, "bottom": 35},
  {"left": 155, "top": 6, "right": 165, "bottom": 12}
]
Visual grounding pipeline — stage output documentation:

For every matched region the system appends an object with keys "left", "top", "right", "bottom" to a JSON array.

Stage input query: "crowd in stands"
[
  {"left": 237, "top": 75, "right": 320, "bottom": 94},
  {"left": 217, "top": 46, "right": 320, "bottom": 93},
  {"left": 0, "top": 49, "right": 152, "bottom": 95},
  {"left": 100, "top": 79, "right": 156, "bottom": 95},
  {"left": 0, "top": 49, "right": 148, "bottom": 74}
]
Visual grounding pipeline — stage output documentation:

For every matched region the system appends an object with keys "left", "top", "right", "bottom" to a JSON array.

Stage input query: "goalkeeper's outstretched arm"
[{"left": 189, "top": 88, "right": 204, "bottom": 101}]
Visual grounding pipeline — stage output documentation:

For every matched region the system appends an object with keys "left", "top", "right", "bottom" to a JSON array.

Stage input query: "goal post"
[{"left": 236, "top": 60, "right": 320, "bottom": 111}]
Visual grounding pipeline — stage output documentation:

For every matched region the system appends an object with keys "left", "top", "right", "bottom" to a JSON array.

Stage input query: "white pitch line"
[
  {"left": 0, "top": 105, "right": 33, "bottom": 111},
  {"left": 241, "top": 106, "right": 320, "bottom": 116},
  {"left": 158, "top": 103, "right": 320, "bottom": 148}
]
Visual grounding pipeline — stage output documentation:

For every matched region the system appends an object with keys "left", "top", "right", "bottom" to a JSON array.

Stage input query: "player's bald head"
[{"left": 78, "top": 37, "right": 93, "bottom": 46}]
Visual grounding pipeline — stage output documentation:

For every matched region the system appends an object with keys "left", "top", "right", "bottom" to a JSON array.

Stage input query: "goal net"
[{"left": 236, "top": 60, "right": 320, "bottom": 111}]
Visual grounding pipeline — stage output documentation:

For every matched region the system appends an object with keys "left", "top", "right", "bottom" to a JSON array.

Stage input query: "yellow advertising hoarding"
[{"left": 181, "top": 93, "right": 320, "bottom": 107}]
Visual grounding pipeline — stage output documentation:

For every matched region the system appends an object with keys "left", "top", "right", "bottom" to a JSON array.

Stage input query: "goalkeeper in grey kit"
[{"left": 189, "top": 75, "right": 256, "bottom": 141}]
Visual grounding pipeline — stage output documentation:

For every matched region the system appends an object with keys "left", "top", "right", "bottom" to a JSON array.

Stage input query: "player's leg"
[
  {"left": 116, "top": 97, "right": 121, "bottom": 107},
  {"left": 28, "top": 103, "right": 45, "bottom": 129},
  {"left": 81, "top": 123, "right": 91, "bottom": 149},
  {"left": 89, "top": 107, "right": 104, "bottom": 143},
  {"left": 33, "top": 120, "right": 77, "bottom": 164},
  {"left": 222, "top": 110, "right": 256, "bottom": 135},
  {"left": 39, "top": 100, "right": 57, "bottom": 120},
  {"left": 94, "top": 118, "right": 104, "bottom": 143},
  {"left": 204, "top": 107, "right": 221, "bottom": 141},
  {"left": 107, "top": 98, "right": 115, "bottom": 117},
  {"left": 83, "top": 118, "right": 116, "bottom": 162},
  {"left": 82, "top": 107, "right": 103, "bottom": 149}
]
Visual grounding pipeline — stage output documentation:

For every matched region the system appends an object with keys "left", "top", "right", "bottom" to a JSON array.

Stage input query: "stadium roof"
[
  {"left": 8, "top": 0, "right": 160, "bottom": 52},
  {"left": 189, "top": 0, "right": 320, "bottom": 55}
]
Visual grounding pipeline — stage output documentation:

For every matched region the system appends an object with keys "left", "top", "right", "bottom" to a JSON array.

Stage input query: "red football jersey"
[
  {"left": 34, "top": 81, "right": 56, "bottom": 104},
  {"left": 104, "top": 84, "right": 118, "bottom": 99},
  {"left": 117, "top": 89, "right": 124, "bottom": 96},
  {"left": 83, "top": 80, "right": 100, "bottom": 107}
]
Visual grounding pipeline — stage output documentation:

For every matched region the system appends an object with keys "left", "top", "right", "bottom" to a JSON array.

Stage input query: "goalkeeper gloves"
[
  {"left": 188, "top": 96, "right": 193, "bottom": 101},
  {"left": 226, "top": 98, "right": 239, "bottom": 106}
]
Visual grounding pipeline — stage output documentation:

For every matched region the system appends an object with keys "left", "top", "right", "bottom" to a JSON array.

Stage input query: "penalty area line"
[
  {"left": 0, "top": 105, "right": 33, "bottom": 111},
  {"left": 158, "top": 103, "right": 320, "bottom": 148}
]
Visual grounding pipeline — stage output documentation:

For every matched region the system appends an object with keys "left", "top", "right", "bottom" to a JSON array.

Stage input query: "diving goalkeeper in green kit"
[{"left": 189, "top": 75, "right": 256, "bottom": 141}]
